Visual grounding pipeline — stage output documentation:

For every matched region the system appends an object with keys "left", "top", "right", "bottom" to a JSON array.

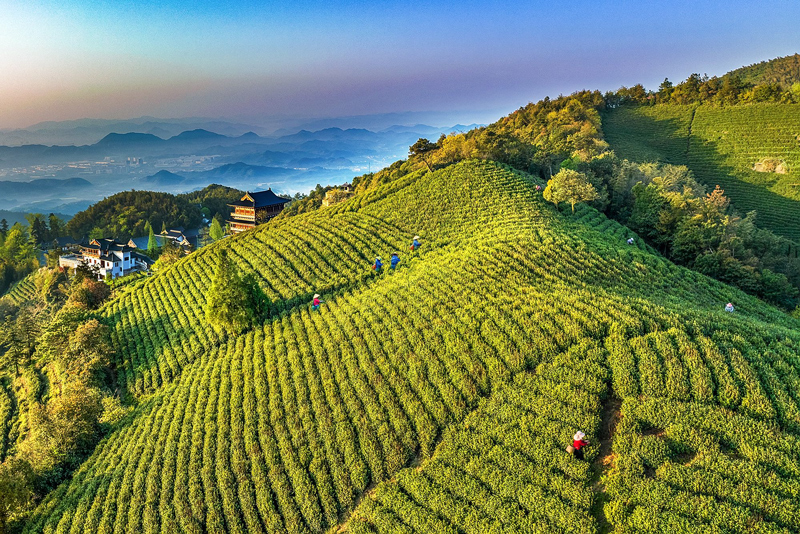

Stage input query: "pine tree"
[
  {"left": 209, "top": 217, "right": 224, "bottom": 242},
  {"left": 147, "top": 224, "right": 158, "bottom": 257}
]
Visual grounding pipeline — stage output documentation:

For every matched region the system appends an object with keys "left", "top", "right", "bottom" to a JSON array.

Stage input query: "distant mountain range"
[
  {"left": 0, "top": 117, "right": 270, "bottom": 147},
  {"left": 0, "top": 122, "right": 485, "bottom": 215},
  {"left": 0, "top": 124, "right": 482, "bottom": 168}
]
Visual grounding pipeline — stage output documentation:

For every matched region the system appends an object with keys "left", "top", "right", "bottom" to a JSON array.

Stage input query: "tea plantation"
[
  {"left": 603, "top": 103, "right": 800, "bottom": 243},
  {"left": 18, "top": 160, "right": 800, "bottom": 533}
]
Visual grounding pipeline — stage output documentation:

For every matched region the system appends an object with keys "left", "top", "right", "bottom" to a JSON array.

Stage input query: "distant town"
[{"left": 0, "top": 154, "right": 223, "bottom": 180}]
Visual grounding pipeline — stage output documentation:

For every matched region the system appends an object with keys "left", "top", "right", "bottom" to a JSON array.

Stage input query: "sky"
[{"left": 0, "top": 0, "right": 798, "bottom": 129}]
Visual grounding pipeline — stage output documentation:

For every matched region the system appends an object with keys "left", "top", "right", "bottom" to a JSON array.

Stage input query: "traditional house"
[
  {"left": 228, "top": 189, "right": 290, "bottom": 234},
  {"left": 59, "top": 238, "right": 146, "bottom": 280},
  {"left": 160, "top": 227, "right": 201, "bottom": 248}
]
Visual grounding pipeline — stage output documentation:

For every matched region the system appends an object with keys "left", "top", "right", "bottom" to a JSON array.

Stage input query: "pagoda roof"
[{"left": 229, "top": 189, "right": 290, "bottom": 208}]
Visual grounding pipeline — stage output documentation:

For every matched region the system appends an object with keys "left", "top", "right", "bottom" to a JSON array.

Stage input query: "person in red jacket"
[{"left": 572, "top": 431, "right": 589, "bottom": 460}]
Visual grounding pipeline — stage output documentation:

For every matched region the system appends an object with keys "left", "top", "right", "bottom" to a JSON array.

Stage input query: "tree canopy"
[
  {"left": 205, "top": 249, "right": 266, "bottom": 334},
  {"left": 65, "top": 190, "right": 203, "bottom": 241},
  {"left": 543, "top": 169, "right": 599, "bottom": 213}
]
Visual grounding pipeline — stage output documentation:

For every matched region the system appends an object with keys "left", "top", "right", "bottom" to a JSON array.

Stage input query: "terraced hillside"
[
  {"left": 1, "top": 269, "right": 44, "bottom": 306},
  {"left": 22, "top": 160, "right": 800, "bottom": 533},
  {"left": 603, "top": 103, "right": 800, "bottom": 242}
]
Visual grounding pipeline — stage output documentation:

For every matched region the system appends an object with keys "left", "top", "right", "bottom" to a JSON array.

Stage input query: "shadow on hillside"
[
  {"left": 605, "top": 108, "right": 800, "bottom": 243},
  {"left": 601, "top": 109, "right": 691, "bottom": 165}
]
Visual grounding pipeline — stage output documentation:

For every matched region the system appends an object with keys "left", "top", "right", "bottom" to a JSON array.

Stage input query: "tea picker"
[{"left": 567, "top": 431, "right": 589, "bottom": 460}]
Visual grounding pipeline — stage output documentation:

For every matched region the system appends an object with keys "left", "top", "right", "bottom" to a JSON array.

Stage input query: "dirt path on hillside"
[{"left": 590, "top": 397, "right": 622, "bottom": 533}]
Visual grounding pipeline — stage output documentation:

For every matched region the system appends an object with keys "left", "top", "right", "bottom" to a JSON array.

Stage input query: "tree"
[
  {"left": 152, "top": 237, "right": 183, "bottom": 272},
  {"left": 0, "top": 219, "right": 7, "bottom": 237},
  {"left": 21, "top": 382, "right": 104, "bottom": 473},
  {"left": 543, "top": 169, "right": 599, "bottom": 213},
  {"left": 45, "top": 241, "right": 62, "bottom": 268},
  {"left": 48, "top": 213, "right": 64, "bottom": 239},
  {"left": 0, "top": 457, "right": 34, "bottom": 534},
  {"left": 68, "top": 278, "right": 111, "bottom": 309},
  {"left": 409, "top": 138, "right": 438, "bottom": 172},
  {"left": 64, "top": 319, "right": 113, "bottom": 383},
  {"left": 146, "top": 224, "right": 158, "bottom": 258},
  {"left": 161, "top": 221, "right": 168, "bottom": 234},
  {"left": 209, "top": 217, "right": 225, "bottom": 242},
  {"left": 205, "top": 249, "right": 263, "bottom": 334},
  {"left": 25, "top": 213, "right": 48, "bottom": 247}
]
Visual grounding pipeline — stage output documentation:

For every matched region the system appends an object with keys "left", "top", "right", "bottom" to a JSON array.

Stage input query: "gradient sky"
[{"left": 1, "top": 0, "right": 798, "bottom": 129}]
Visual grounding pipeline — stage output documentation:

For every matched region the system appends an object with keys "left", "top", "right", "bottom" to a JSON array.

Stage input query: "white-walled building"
[{"left": 59, "top": 238, "right": 146, "bottom": 280}]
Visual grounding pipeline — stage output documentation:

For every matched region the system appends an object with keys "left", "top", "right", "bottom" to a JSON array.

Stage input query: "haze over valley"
[{"left": 0, "top": 116, "right": 482, "bottom": 214}]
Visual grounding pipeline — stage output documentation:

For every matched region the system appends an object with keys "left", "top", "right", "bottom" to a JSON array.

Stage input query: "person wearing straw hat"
[
  {"left": 390, "top": 252, "right": 400, "bottom": 269},
  {"left": 372, "top": 257, "right": 383, "bottom": 272},
  {"left": 311, "top": 294, "right": 323, "bottom": 311},
  {"left": 725, "top": 302, "right": 735, "bottom": 313},
  {"left": 571, "top": 431, "right": 589, "bottom": 460},
  {"left": 410, "top": 236, "right": 421, "bottom": 251}
]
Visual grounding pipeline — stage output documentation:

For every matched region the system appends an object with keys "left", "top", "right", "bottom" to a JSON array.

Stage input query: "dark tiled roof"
[
  {"left": 230, "top": 189, "right": 290, "bottom": 208},
  {"left": 128, "top": 236, "right": 165, "bottom": 250},
  {"left": 83, "top": 238, "right": 134, "bottom": 253},
  {"left": 133, "top": 252, "right": 155, "bottom": 265}
]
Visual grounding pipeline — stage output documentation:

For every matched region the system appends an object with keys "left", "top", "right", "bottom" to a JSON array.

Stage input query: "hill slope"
[
  {"left": 603, "top": 103, "right": 800, "bottom": 242},
  {"left": 23, "top": 160, "right": 800, "bottom": 533},
  {"left": 726, "top": 53, "right": 800, "bottom": 87}
]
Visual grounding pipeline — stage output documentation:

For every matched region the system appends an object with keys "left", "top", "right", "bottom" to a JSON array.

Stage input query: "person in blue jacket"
[
  {"left": 390, "top": 252, "right": 400, "bottom": 269},
  {"left": 410, "top": 236, "right": 421, "bottom": 251},
  {"left": 372, "top": 257, "right": 383, "bottom": 272}
]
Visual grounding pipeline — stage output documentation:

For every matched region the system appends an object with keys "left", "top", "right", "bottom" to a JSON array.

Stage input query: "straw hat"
[
  {"left": 376, "top": 257, "right": 381, "bottom": 260},
  {"left": 413, "top": 235, "right": 420, "bottom": 240},
  {"left": 313, "top": 294, "right": 320, "bottom": 299},
  {"left": 573, "top": 431, "right": 585, "bottom": 441}
]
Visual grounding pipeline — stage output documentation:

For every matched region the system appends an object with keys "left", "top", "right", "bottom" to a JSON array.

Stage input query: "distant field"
[
  {"left": 603, "top": 103, "right": 800, "bottom": 242},
  {"left": 601, "top": 104, "right": 695, "bottom": 165}
]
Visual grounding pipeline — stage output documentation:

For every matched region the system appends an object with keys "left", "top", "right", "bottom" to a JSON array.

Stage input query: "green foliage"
[
  {"left": 603, "top": 103, "right": 800, "bottom": 243},
  {"left": 209, "top": 216, "right": 224, "bottom": 241},
  {"left": 65, "top": 190, "right": 203, "bottom": 241},
  {"left": 205, "top": 249, "right": 264, "bottom": 334},
  {"left": 0, "top": 223, "right": 38, "bottom": 297},
  {"left": 67, "top": 277, "right": 111, "bottom": 310},
  {"left": 726, "top": 53, "right": 800, "bottom": 88},
  {"left": 178, "top": 183, "right": 244, "bottom": 222},
  {"left": 0, "top": 457, "right": 34, "bottom": 533},
  {"left": 146, "top": 223, "right": 158, "bottom": 257},
  {"left": 544, "top": 168, "right": 599, "bottom": 212},
  {"left": 408, "top": 137, "right": 438, "bottom": 171},
  {"left": 345, "top": 343, "right": 608, "bottom": 533},
  {"left": 605, "top": 326, "right": 800, "bottom": 532}
]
